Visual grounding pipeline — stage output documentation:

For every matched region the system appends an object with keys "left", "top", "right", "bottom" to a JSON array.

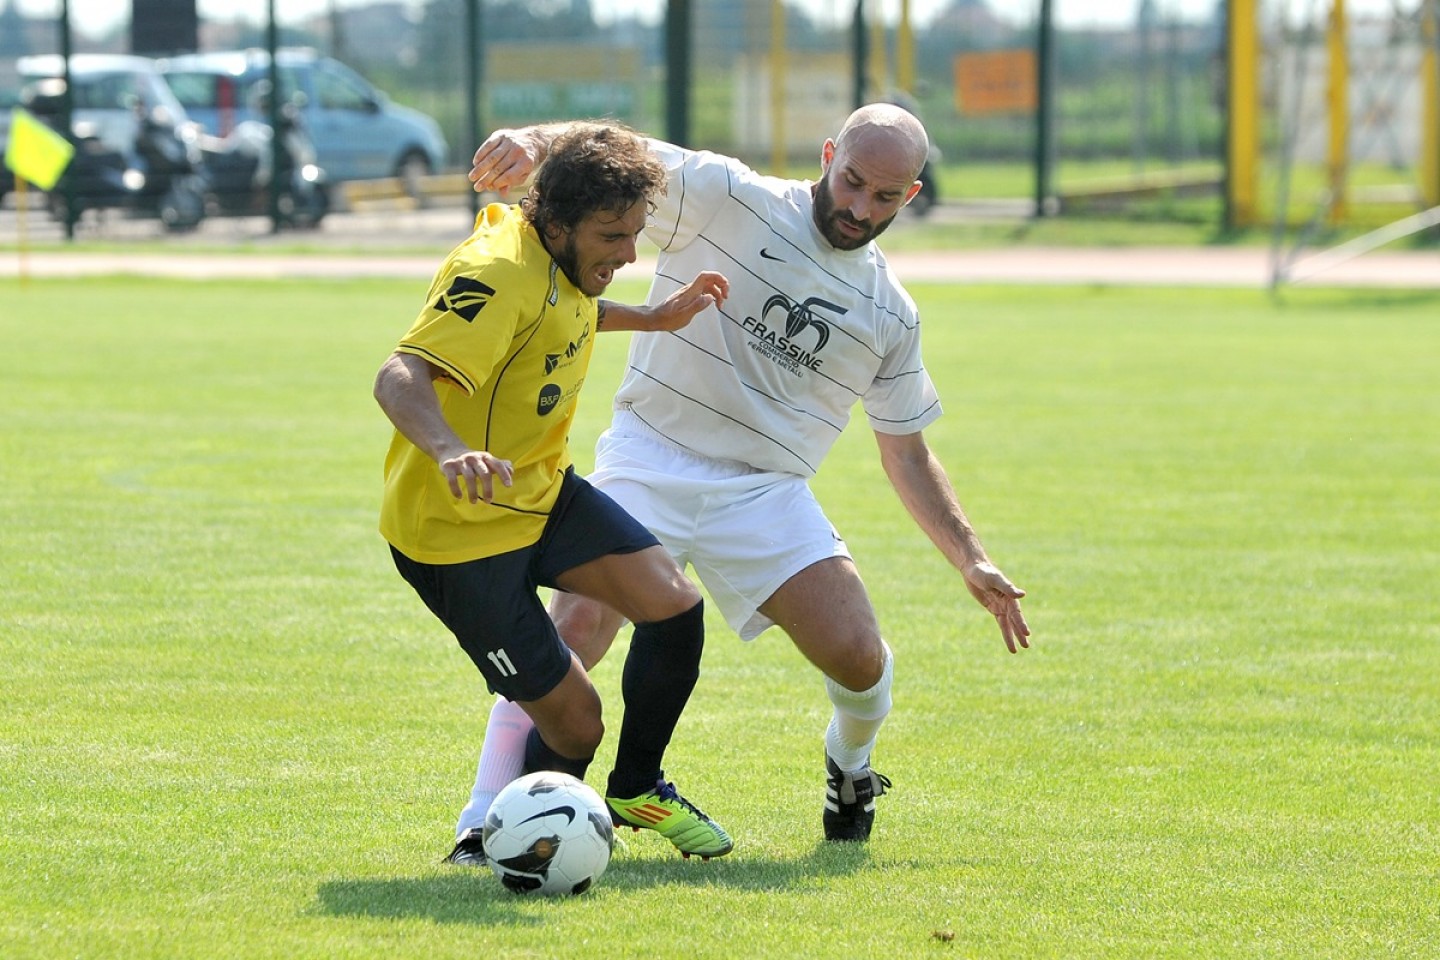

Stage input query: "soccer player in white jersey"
[{"left": 456, "top": 103, "right": 1031, "bottom": 847}]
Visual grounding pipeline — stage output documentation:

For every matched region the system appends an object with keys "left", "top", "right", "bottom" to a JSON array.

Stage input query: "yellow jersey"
[{"left": 380, "top": 203, "right": 597, "bottom": 564}]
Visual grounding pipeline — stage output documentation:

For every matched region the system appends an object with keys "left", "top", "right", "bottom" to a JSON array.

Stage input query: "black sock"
[
  {"left": 523, "top": 726, "right": 592, "bottom": 780},
  {"left": 607, "top": 599, "right": 705, "bottom": 798}
]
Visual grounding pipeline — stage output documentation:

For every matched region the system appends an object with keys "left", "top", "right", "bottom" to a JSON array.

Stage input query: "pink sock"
[{"left": 454, "top": 698, "right": 534, "bottom": 837}]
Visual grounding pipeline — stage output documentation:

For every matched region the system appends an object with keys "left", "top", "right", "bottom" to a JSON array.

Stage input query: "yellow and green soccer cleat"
[{"left": 606, "top": 780, "right": 733, "bottom": 860}]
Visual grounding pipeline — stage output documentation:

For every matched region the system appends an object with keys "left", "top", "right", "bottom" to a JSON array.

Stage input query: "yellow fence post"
[
  {"left": 1422, "top": 0, "right": 1440, "bottom": 206},
  {"left": 1327, "top": 0, "right": 1349, "bottom": 223},
  {"left": 898, "top": 0, "right": 915, "bottom": 95},
  {"left": 869, "top": 3, "right": 887, "bottom": 98},
  {"left": 770, "top": 0, "right": 786, "bottom": 174},
  {"left": 1227, "top": 0, "right": 1261, "bottom": 228}
]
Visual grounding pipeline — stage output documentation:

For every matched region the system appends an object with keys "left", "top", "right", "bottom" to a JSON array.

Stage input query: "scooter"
[
  {"left": 910, "top": 151, "right": 941, "bottom": 218},
  {"left": 880, "top": 91, "right": 941, "bottom": 218},
  {"left": 198, "top": 92, "right": 328, "bottom": 228},
  {"left": 23, "top": 78, "right": 207, "bottom": 231}
]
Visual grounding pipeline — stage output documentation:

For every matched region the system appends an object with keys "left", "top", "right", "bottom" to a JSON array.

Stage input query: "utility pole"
[
  {"left": 1034, "top": 0, "right": 1055, "bottom": 217},
  {"left": 131, "top": 0, "right": 199, "bottom": 55},
  {"left": 467, "top": 0, "right": 484, "bottom": 217},
  {"left": 665, "top": 0, "right": 692, "bottom": 146}
]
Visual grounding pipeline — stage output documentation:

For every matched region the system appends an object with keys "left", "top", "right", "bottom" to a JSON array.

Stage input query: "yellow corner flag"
[{"left": 5, "top": 107, "right": 76, "bottom": 192}]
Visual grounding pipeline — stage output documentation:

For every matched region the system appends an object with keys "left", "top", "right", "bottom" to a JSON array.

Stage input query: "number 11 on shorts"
[{"left": 487, "top": 649, "right": 517, "bottom": 677}]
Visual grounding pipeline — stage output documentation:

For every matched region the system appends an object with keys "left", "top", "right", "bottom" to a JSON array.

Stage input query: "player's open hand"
[
  {"left": 963, "top": 561, "right": 1031, "bottom": 654},
  {"left": 440, "top": 449, "right": 514, "bottom": 504},
  {"left": 469, "top": 129, "right": 540, "bottom": 195},
  {"left": 647, "top": 271, "right": 729, "bottom": 331}
]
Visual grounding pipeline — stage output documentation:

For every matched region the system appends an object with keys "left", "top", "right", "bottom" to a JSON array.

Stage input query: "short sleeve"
[
  {"left": 395, "top": 254, "right": 526, "bottom": 397},
  {"left": 862, "top": 320, "right": 943, "bottom": 435}
]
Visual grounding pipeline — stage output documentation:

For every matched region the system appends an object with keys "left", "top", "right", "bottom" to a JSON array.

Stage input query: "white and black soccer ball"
[{"left": 483, "top": 771, "right": 615, "bottom": 895}]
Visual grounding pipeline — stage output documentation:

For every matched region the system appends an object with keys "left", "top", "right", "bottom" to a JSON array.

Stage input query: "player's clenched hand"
[
  {"left": 646, "top": 271, "right": 729, "bottom": 332},
  {"left": 962, "top": 561, "right": 1031, "bottom": 654},
  {"left": 469, "top": 129, "right": 540, "bottom": 194},
  {"left": 440, "top": 450, "right": 514, "bottom": 504}
]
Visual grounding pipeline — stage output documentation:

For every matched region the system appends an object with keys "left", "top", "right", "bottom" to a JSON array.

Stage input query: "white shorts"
[{"left": 589, "top": 410, "right": 850, "bottom": 641}]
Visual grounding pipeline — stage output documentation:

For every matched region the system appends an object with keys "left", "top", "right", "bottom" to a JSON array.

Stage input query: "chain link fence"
[{"left": 3, "top": 0, "right": 1435, "bottom": 230}]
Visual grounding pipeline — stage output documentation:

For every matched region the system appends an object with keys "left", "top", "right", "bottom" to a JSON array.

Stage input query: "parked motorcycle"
[
  {"left": 198, "top": 87, "right": 328, "bottom": 228},
  {"left": 910, "top": 151, "right": 940, "bottom": 218},
  {"left": 882, "top": 91, "right": 941, "bottom": 218},
  {"left": 22, "top": 77, "right": 207, "bottom": 231}
]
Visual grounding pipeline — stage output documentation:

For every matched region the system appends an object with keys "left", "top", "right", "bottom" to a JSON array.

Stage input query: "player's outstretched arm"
[
  {"left": 874, "top": 430, "right": 1031, "bottom": 653},
  {"left": 597, "top": 272, "right": 729, "bottom": 333},
  {"left": 374, "top": 352, "right": 514, "bottom": 504},
  {"left": 468, "top": 123, "right": 571, "bottom": 194}
]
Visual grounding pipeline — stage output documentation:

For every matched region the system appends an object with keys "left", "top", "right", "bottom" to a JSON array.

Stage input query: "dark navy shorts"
[{"left": 390, "top": 468, "right": 660, "bottom": 702}]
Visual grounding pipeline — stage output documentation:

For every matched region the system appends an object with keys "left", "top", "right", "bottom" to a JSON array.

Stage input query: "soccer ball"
[{"left": 483, "top": 771, "right": 615, "bottom": 895}]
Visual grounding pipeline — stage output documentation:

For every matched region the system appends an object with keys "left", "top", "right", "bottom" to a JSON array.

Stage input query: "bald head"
[
  {"left": 811, "top": 103, "right": 928, "bottom": 250},
  {"left": 834, "top": 103, "right": 929, "bottom": 182}
]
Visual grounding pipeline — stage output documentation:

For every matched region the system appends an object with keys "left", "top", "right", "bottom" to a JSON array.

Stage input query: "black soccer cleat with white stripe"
[
  {"left": 442, "top": 827, "right": 487, "bottom": 867},
  {"left": 823, "top": 755, "right": 891, "bottom": 842}
]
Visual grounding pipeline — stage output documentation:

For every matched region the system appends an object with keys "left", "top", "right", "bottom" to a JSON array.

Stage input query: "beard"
[
  {"left": 550, "top": 233, "right": 587, "bottom": 294},
  {"left": 812, "top": 176, "right": 899, "bottom": 251}
]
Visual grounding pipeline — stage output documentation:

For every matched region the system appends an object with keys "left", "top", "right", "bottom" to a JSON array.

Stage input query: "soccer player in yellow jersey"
[{"left": 374, "top": 124, "right": 734, "bottom": 864}]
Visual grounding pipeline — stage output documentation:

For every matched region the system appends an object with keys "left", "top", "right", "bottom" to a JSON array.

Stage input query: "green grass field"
[{"left": 1, "top": 275, "right": 1436, "bottom": 959}]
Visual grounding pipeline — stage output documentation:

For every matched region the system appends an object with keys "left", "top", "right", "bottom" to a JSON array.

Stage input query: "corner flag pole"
[
  {"left": 6, "top": 108, "right": 77, "bottom": 285},
  {"left": 15, "top": 176, "right": 29, "bottom": 287}
]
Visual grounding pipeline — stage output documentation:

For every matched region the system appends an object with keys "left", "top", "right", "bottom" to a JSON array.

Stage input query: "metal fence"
[
  {"left": 3, "top": 0, "right": 1435, "bottom": 226},
  {"left": 2, "top": 2, "right": 1225, "bottom": 168}
]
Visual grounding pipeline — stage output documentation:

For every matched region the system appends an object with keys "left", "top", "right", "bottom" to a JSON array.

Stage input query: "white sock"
[
  {"left": 455, "top": 698, "right": 533, "bottom": 837},
  {"left": 823, "top": 640, "right": 894, "bottom": 773}
]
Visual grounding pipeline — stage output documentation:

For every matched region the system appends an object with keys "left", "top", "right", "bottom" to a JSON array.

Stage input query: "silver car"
[
  {"left": 158, "top": 48, "right": 448, "bottom": 185},
  {"left": 15, "top": 53, "right": 193, "bottom": 159}
]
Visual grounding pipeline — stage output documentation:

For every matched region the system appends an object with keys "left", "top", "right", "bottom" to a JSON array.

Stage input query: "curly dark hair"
[{"left": 522, "top": 122, "right": 667, "bottom": 237}]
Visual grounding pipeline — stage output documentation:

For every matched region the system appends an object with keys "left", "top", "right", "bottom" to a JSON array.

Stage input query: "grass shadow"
[{"left": 313, "top": 844, "right": 874, "bottom": 926}]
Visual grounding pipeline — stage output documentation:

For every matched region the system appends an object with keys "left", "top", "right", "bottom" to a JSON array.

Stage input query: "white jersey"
[{"left": 612, "top": 139, "right": 942, "bottom": 478}]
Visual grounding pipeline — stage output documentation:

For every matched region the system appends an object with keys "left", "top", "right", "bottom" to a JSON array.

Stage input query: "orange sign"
[{"left": 954, "top": 49, "right": 1037, "bottom": 115}]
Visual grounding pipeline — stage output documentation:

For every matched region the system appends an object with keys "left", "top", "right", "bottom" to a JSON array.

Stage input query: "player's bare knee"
[
  {"left": 549, "top": 708, "right": 604, "bottom": 759},
  {"left": 573, "top": 714, "right": 604, "bottom": 756},
  {"left": 822, "top": 634, "right": 886, "bottom": 692},
  {"left": 652, "top": 575, "right": 702, "bottom": 620},
  {"left": 625, "top": 569, "right": 700, "bottom": 623},
  {"left": 552, "top": 597, "right": 611, "bottom": 664}
]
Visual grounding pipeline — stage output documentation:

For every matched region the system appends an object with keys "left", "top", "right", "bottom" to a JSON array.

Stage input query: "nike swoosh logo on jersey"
[{"left": 760, "top": 248, "right": 785, "bottom": 262}]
